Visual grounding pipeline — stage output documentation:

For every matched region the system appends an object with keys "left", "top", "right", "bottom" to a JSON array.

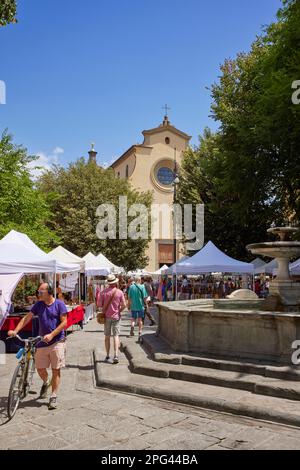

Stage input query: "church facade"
[{"left": 110, "top": 115, "right": 192, "bottom": 272}]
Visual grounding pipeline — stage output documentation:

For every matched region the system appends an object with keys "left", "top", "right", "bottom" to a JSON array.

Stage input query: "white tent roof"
[
  {"left": 1, "top": 230, "right": 47, "bottom": 257},
  {"left": 168, "top": 241, "right": 254, "bottom": 275},
  {"left": 251, "top": 257, "right": 265, "bottom": 269},
  {"left": 0, "top": 230, "right": 80, "bottom": 274},
  {"left": 290, "top": 258, "right": 300, "bottom": 275},
  {"left": 252, "top": 257, "right": 268, "bottom": 275},
  {"left": 48, "top": 246, "right": 85, "bottom": 272},
  {"left": 127, "top": 269, "right": 152, "bottom": 277},
  {"left": 96, "top": 253, "right": 122, "bottom": 273},
  {"left": 165, "top": 256, "right": 190, "bottom": 275},
  {"left": 258, "top": 258, "right": 278, "bottom": 275},
  {"left": 152, "top": 264, "right": 169, "bottom": 275},
  {"left": 83, "top": 252, "right": 110, "bottom": 276}
]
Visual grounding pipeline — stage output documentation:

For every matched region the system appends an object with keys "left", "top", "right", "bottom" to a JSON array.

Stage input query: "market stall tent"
[
  {"left": 0, "top": 273, "right": 23, "bottom": 329},
  {"left": 48, "top": 246, "right": 85, "bottom": 272},
  {"left": 168, "top": 241, "right": 254, "bottom": 275},
  {"left": 152, "top": 265, "right": 169, "bottom": 276},
  {"left": 127, "top": 269, "right": 152, "bottom": 277},
  {"left": 96, "top": 253, "right": 123, "bottom": 274},
  {"left": 83, "top": 252, "right": 110, "bottom": 276},
  {"left": 290, "top": 258, "right": 300, "bottom": 276},
  {"left": 164, "top": 256, "right": 190, "bottom": 275},
  {"left": 0, "top": 230, "right": 47, "bottom": 257},
  {"left": 0, "top": 231, "right": 81, "bottom": 329},
  {"left": 257, "top": 258, "right": 278, "bottom": 275},
  {"left": 0, "top": 239, "right": 79, "bottom": 274},
  {"left": 251, "top": 257, "right": 265, "bottom": 270}
]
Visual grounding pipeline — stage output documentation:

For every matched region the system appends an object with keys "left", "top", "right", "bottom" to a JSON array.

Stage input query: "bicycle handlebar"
[{"left": 7, "top": 334, "right": 44, "bottom": 344}]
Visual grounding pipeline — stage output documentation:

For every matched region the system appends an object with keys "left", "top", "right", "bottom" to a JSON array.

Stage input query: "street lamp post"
[
  {"left": 173, "top": 174, "right": 180, "bottom": 264},
  {"left": 173, "top": 172, "right": 180, "bottom": 300}
]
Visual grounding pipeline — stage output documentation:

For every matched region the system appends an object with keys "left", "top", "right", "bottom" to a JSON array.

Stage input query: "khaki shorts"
[
  {"left": 35, "top": 341, "right": 66, "bottom": 370},
  {"left": 104, "top": 318, "right": 120, "bottom": 337}
]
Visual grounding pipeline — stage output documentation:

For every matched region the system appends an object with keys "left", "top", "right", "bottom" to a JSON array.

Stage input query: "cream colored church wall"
[
  {"left": 113, "top": 152, "right": 136, "bottom": 179},
  {"left": 143, "top": 130, "right": 188, "bottom": 153},
  {"left": 110, "top": 120, "right": 191, "bottom": 271}
]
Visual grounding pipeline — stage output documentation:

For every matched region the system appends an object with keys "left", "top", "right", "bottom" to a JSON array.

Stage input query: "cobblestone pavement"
[{"left": 1, "top": 314, "right": 300, "bottom": 450}]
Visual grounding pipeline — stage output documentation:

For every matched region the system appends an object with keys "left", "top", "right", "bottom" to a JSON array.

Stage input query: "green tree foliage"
[
  {"left": 0, "top": 0, "right": 17, "bottom": 26},
  {"left": 179, "top": 0, "right": 300, "bottom": 259},
  {"left": 37, "top": 160, "right": 153, "bottom": 271},
  {"left": 0, "top": 131, "right": 59, "bottom": 249}
]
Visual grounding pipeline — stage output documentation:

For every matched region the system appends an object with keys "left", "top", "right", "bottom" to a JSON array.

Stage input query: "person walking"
[
  {"left": 8, "top": 282, "right": 68, "bottom": 411},
  {"left": 141, "top": 277, "right": 156, "bottom": 325},
  {"left": 128, "top": 276, "right": 148, "bottom": 342},
  {"left": 98, "top": 274, "right": 126, "bottom": 364}
]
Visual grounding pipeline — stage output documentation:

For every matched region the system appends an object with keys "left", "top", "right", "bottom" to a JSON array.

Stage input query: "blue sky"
[{"left": 0, "top": 0, "right": 282, "bottom": 171}]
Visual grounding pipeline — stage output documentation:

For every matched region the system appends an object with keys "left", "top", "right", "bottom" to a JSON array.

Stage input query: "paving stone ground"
[{"left": 1, "top": 312, "right": 300, "bottom": 450}]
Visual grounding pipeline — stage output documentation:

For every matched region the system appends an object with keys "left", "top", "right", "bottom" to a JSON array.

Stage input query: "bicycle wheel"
[{"left": 7, "top": 362, "right": 25, "bottom": 419}]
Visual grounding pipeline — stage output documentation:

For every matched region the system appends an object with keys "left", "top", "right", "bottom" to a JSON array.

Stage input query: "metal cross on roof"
[{"left": 162, "top": 104, "right": 171, "bottom": 117}]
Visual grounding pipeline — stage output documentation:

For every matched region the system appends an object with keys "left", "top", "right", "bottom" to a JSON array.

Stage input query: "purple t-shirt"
[{"left": 31, "top": 299, "right": 68, "bottom": 348}]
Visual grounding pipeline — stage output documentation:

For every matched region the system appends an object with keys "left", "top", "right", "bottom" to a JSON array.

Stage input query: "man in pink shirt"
[{"left": 98, "top": 274, "right": 126, "bottom": 364}]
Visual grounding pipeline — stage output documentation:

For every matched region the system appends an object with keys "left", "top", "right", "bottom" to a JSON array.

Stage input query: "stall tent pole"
[
  {"left": 78, "top": 271, "right": 81, "bottom": 304},
  {"left": 54, "top": 268, "right": 57, "bottom": 298}
]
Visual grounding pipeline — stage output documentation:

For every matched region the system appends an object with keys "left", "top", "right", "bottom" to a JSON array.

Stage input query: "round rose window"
[{"left": 157, "top": 167, "right": 174, "bottom": 186}]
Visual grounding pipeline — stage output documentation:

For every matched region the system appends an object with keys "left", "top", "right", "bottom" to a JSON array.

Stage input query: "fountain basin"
[
  {"left": 156, "top": 299, "right": 300, "bottom": 365},
  {"left": 246, "top": 242, "right": 300, "bottom": 259}
]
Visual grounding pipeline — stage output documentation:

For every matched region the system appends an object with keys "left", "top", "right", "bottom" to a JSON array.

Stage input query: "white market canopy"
[
  {"left": 0, "top": 273, "right": 23, "bottom": 329},
  {"left": 127, "top": 269, "right": 152, "bottom": 277},
  {"left": 83, "top": 252, "right": 110, "bottom": 276},
  {"left": 252, "top": 257, "right": 269, "bottom": 275},
  {"left": 151, "top": 264, "right": 169, "bottom": 276},
  {"left": 256, "top": 258, "right": 300, "bottom": 277},
  {"left": 257, "top": 258, "right": 278, "bottom": 275},
  {"left": 48, "top": 246, "right": 85, "bottom": 272},
  {"left": 0, "top": 230, "right": 80, "bottom": 274},
  {"left": 251, "top": 257, "right": 266, "bottom": 269},
  {"left": 166, "top": 241, "right": 254, "bottom": 275},
  {"left": 290, "top": 258, "right": 300, "bottom": 276},
  {"left": 165, "top": 256, "right": 190, "bottom": 275},
  {"left": 96, "top": 253, "right": 123, "bottom": 274}
]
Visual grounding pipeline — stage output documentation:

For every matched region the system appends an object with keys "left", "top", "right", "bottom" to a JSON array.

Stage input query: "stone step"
[
  {"left": 142, "top": 333, "right": 300, "bottom": 382},
  {"left": 121, "top": 338, "right": 300, "bottom": 402},
  {"left": 93, "top": 347, "right": 300, "bottom": 428}
]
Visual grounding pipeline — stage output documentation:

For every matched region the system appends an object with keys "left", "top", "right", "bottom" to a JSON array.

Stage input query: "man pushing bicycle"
[{"left": 8, "top": 282, "right": 68, "bottom": 410}]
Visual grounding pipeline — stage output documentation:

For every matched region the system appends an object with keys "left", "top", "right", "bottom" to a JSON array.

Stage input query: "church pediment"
[{"left": 142, "top": 116, "right": 191, "bottom": 142}]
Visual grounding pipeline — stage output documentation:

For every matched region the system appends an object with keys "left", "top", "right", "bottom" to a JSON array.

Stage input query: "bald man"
[{"left": 8, "top": 282, "right": 68, "bottom": 410}]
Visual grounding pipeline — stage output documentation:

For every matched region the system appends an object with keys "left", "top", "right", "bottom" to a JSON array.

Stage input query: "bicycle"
[{"left": 6, "top": 334, "right": 44, "bottom": 419}]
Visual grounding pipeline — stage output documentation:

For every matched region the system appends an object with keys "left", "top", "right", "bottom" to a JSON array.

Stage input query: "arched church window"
[
  {"left": 165, "top": 137, "right": 170, "bottom": 145},
  {"left": 126, "top": 165, "right": 129, "bottom": 178}
]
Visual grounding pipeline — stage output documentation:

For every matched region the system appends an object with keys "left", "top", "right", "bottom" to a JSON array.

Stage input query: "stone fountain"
[
  {"left": 156, "top": 226, "right": 300, "bottom": 365},
  {"left": 247, "top": 225, "right": 300, "bottom": 312}
]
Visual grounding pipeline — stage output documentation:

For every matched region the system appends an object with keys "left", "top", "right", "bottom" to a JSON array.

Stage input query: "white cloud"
[
  {"left": 28, "top": 147, "right": 64, "bottom": 179},
  {"left": 53, "top": 146, "right": 64, "bottom": 155}
]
